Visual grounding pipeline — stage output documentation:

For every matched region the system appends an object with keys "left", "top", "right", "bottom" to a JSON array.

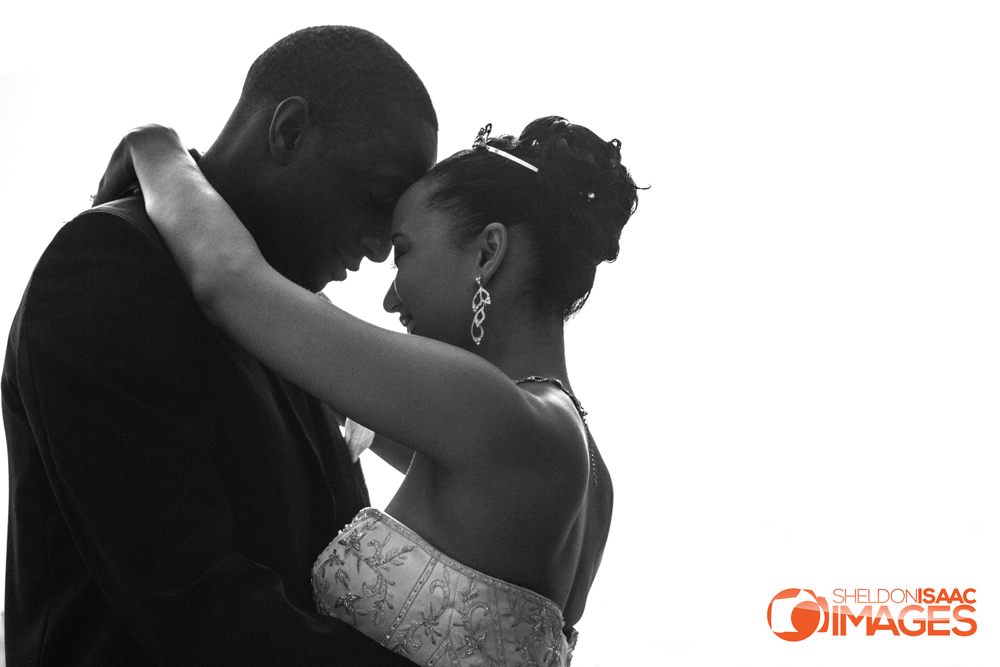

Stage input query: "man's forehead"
[{"left": 369, "top": 116, "right": 437, "bottom": 175}]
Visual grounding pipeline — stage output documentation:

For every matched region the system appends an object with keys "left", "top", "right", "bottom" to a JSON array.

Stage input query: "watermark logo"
[
  {"left": 767, "top": 588, "right": 829, "bottom": 642},
  {"left": 767, "top": 588, "right": 976, "bottom": 640}
]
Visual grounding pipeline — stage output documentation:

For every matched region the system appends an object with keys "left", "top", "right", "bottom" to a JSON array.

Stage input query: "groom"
[{"left": 2, "top": 27, "right": 435, "bottom": 666}]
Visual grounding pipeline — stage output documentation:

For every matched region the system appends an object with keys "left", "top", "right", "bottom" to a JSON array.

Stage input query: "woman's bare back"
[{"left": 383, "top": 379, "right": 613, "bottom": 628}]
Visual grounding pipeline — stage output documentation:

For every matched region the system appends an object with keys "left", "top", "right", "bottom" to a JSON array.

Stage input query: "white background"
[{"left": 1, "top": 2, "right": 998, "bottom": 665}]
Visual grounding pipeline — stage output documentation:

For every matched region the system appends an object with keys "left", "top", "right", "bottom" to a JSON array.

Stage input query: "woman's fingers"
[
  {"left": 92, "top": 125, "right": 180, "bottom": 207},
  {"left": 92, "top": 133, "right": 138, "bottom": 207}
]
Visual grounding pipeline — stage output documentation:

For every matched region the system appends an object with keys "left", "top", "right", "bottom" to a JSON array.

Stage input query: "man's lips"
[
  {"left": 399, "top": 314, "right": 413, "bottom": 333},
  {"left": 326, "top": 251, "right": 361, "bottom": 281}
]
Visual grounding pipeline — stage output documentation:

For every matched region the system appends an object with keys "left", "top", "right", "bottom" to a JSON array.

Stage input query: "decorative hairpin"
[
  {"left": 473, "top": 124, "right": 492, "bottom": 149},
  {"left": 608, "top": 138, "right": 622, "bottom": 170},
  {"left": 472, "top": 123, "right": 539, "bottom": 173}
]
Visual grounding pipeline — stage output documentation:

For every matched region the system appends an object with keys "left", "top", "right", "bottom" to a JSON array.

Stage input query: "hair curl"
[{"left": 426, "top": 116, "right": 640, "bottom": 319}]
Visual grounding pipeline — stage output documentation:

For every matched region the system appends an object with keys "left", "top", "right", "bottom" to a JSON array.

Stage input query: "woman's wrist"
[
  {"left": 127, "top": 124, "right": 181, "bottom": 157},
  {"left": 127, "top": 126, "right": 186, "bottom": 188}
]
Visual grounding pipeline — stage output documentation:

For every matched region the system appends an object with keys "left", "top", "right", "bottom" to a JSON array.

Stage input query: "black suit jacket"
[{"left": 2, "top": 198, "right": 410, "bottom": 665}]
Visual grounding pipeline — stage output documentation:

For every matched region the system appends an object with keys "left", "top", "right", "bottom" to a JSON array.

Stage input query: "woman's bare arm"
[
  {"left": 119, "top": 127, "right": 549, "bottom": 468},
  {"left": 369, "top": 434, "right": 415, "bottom": 474}
]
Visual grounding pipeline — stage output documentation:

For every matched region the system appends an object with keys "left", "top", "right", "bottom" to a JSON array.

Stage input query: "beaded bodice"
[{"left": 313, "top": 508, "right": 574, "bottom": 666}]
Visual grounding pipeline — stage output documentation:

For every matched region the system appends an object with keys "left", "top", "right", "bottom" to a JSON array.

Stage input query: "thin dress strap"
[
  {"left": 515, "top": 376, "right": 596, "bottom": 487},
  {"left": 515, "top": 376, "right": 588, "bottom": 425}
]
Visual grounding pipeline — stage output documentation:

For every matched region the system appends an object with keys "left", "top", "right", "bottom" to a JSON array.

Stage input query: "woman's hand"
[{"left": 92, "top": 125, "right": 183, "bottom": 206}]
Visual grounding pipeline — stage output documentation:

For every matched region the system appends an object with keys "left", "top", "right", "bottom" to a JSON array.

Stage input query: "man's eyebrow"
[
  {"left": 368, "top": 173, "right": 408, "bottom": 193},
  {"left": 378, "top": 154, "right": 429, "bottom": 180}
]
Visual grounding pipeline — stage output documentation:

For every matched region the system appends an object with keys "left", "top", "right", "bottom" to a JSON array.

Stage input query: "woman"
[{"left": 101, "top": 117, "right": 639, "bottom": 665}]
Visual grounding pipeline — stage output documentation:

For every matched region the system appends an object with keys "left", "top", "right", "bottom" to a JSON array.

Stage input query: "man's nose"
[{"left": 360, "top": 235, "right": 392, "bottom": 263}]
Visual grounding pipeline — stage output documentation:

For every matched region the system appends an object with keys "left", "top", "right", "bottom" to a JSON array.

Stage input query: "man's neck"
[
  {"left": 195, "top": 146, "right": 231, "bottom": 207},
  {"left": 196, "top": 141, "right": 264, "bottom": 241}
]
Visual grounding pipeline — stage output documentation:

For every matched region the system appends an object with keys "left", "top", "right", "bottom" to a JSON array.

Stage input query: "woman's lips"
[{"left": 399, "top": 314, "right": 413, "bottom": 333}]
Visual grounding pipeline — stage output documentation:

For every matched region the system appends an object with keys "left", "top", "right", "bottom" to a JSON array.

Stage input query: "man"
[{"left": 2, "top": 26, "right": 436, "bottom": 665}]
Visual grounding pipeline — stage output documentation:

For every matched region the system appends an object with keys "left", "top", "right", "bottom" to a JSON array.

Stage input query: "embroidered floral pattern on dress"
[
  {"left": 312, "top": 508, "right": 574, "bottom": 666},
  {"left": 392, "top": 566, "right": 450, "bottom": 656}
]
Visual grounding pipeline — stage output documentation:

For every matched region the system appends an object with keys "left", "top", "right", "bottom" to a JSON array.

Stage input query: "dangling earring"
[{"left": 471, "top": 276, "right": 491, "bottom": 346}]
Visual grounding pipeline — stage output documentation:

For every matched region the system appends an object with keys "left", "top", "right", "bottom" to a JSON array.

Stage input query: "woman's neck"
[{"left": 478, "top": 310, "right": 571, "bottom": 388}]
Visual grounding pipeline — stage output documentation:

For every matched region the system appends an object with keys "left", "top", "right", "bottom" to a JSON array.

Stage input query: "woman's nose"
[{"left": 383, "top": 280, "right": 402, "bottom": 313}]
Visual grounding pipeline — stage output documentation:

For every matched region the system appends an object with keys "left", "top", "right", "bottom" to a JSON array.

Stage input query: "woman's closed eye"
[
  {"left": 389, "top": 233, "right": 408, "bottom": 269},
  {"left": 390, "top": 244, "right": 407, "bottom": 268}
]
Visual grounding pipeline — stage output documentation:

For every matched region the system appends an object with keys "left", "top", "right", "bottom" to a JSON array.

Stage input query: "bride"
[{"left": 99, "top": 116, "right": 639, "bottom": 665}]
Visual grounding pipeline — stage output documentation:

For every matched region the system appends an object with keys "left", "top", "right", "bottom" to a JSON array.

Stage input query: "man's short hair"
[{"left": 236, "top": 26, "right": 437, "bottom": 142}]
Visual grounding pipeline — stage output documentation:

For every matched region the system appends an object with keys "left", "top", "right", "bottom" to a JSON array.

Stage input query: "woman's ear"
[
  {"left": 268, "top": 96, "right": 313, "bottom": 164},
  {"left": 477, "top": 222, "right": 508, "bottom": 284}
]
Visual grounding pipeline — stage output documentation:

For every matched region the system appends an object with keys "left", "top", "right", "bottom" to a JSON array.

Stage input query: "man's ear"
[
  {"left": 268, "top": 97, "right": 313, "bottom": 164},
  {"left": 477, "top": 222, "right": 508, "bottom": 284}
]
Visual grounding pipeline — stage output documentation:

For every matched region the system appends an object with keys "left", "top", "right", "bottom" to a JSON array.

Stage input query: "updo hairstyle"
[{"left": 425, "top": 116, "right": 640, "bottom": 319}]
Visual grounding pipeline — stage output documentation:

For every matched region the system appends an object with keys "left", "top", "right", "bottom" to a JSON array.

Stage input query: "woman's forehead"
[{"left": 390, "top": 178, "right": 439, "bottom": 234}]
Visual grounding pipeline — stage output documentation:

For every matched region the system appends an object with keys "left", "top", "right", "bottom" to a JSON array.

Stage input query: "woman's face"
[{"left": 383, "top": 178, "right": 479, "bottom": 347}]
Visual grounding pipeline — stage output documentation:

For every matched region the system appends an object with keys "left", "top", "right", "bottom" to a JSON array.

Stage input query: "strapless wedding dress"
[{"left": 312, "top": 508, "right": 575, "bottom": 666}]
